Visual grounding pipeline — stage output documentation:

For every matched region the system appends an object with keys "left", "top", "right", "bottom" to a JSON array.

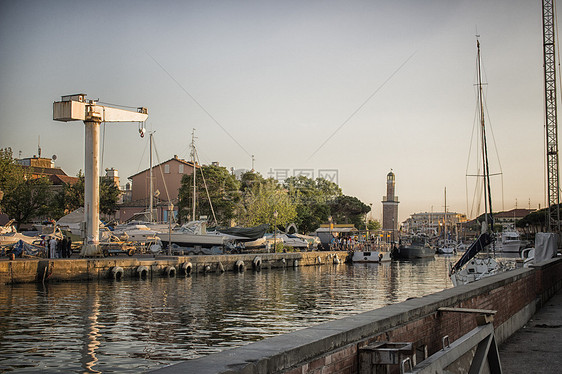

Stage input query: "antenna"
[
  {"left": 251, "top": 154, "right": 255, "bottom": 172},
  {"left": 38, "top": 136, "right": 41, "bottom": 158}
]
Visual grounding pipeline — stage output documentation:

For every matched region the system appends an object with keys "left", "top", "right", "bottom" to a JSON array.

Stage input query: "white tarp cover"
[{"left": 534, "top": 232, "right": 559, "bottom": 263}]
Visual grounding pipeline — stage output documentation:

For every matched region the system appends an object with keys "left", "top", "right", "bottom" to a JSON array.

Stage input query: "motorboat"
[
  {"left": 436, "top": 239, "right": 457, "bottom": 255},
  {"left": 393, "top": 235, "right": 434, "bottom": 259},
  {"left": 157, "top": 221, "right": 226, "bottom": 248},
  {"left": 496, "top": 225, "right": 522, "bottom": 253},
  {"left": 351, "top": 250, "right": 391, "bottom": 263}
]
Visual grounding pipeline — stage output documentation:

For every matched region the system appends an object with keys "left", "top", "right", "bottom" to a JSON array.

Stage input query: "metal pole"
[
  {"left": 149, "top": 132, "right": 153, "bottom": 222},
  {"left": 168, "top": 203, "right": 173, "bottom": 255},
  {"left": 81, "top": 119, "right": 101, "bottom": 257}
]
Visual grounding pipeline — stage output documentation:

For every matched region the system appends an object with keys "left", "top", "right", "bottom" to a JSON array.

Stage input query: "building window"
[
  {"left": 179, "top": 164, "right": 184, "bottom": 174},
  {"left": 164, "top": 164, "right": 170, "bottom": 174}
]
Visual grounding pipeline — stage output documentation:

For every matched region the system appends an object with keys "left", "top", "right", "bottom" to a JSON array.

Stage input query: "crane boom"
[{"left": 542, "top": 0, "right": 561, "bottom": 233}]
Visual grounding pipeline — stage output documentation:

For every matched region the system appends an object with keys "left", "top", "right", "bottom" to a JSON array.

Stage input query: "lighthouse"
[{"left": 382, "top": 170, "right": 399, "bottom": 241}]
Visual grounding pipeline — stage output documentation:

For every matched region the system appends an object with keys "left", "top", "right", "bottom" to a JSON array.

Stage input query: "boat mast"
[
  {"left": 149, "top": 132, "right": 154, "bottom": 222},
  {"left": 476, "top": 39, "right": 494, "bottom": 232},
  {"left": 444, "top": 187, "right": 447, "bottom": 241},
  {"left": 191, "top": 129, "right": 196, "bottom": 221}
]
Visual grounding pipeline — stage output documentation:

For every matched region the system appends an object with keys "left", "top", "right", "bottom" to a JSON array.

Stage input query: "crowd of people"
[{"left": 43, "top": 236, "right": 72, "bottom": 258}]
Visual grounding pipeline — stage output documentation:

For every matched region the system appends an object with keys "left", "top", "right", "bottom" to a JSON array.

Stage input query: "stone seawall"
[
  {"left": 150, "top": 258, "right": 562, "bottom": 374},
  {"left": 0, "top": 251, "right": 348, "bottom": 285}
]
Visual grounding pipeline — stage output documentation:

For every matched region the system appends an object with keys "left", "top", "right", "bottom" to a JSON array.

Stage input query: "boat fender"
[
  {"left": 253, "top": 257, "right": 262, "bottom": 271},
  {"left": 204, "top": 265, "right": 211, "bottom": 273},
  {"left": 164, "top": 266, "right": 176, "bottom": 277},
  {"left": 333, "top": 256, "right": 340, "bottom": 264},
  {"left": 379, "top": 253, "right": 383, "bottom": 262},
  {"left": 136, "top": 265, "right": 149, "bottom": 278},
  {"left": 235, "top": 260, "right": 245, "bottom": 272},
  {"left": 316, "top": 256, "right": 322, "bottom": 264},
  {"left": 217, "top": 262, "right": 225, "bottom": 273},
  {"left": 293, "top": 259, "right": 299, "bottom": 267},
  {"left": 281, "top": 258, "right": 286, "bottom": 265},
  {"left": 110, "top": 266, "right": 124, "bottom": 280},
  {"left": 181, "top": 262, "right": 192, "bottom": 275},
  {"left": 127, "top": 248, "right": 135, "bottom": 256}
]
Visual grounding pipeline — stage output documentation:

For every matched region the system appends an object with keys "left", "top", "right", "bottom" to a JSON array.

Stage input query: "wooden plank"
[{"left": 438, "top": 307, "right": 497, "bottom": 315}]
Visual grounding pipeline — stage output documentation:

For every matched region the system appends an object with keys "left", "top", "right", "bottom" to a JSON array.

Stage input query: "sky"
[{"left": 0, "top": 0, "right": 549, "bottom": 224}]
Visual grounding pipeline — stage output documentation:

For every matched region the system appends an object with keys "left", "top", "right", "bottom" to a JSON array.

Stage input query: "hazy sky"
[{"left": 0, "top": 0, "right": 548, "bottom": 223}]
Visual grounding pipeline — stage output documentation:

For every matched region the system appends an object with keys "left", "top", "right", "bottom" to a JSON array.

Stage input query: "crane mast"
[
  {"left": 543, "top": 0, "right": 561, "bottom": 233},
  {"left": 53, "top": 94, "right": 148, "bottom": 256}
]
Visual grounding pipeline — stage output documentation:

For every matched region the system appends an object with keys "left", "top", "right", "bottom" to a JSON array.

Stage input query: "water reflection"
[{"left": 0, "top": 256, "right": 473, "bottom": 373}]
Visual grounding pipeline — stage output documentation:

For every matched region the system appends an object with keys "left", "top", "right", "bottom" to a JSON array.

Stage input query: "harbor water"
[{"left": 1, "top": 255, "right": 463, "bottom": 373}]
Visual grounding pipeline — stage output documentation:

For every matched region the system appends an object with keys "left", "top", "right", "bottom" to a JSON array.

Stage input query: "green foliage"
[
  {"left": 284, "top": 175, "right": 342, "bottom": 233},
  {"left": 330, "top": 195, "right": 371, "bottom": 230},
  {"left": 178, "top": 165, "right": 241, "bottom": 225},
  {"left": 367, "top": 219, "right": 381, "bottom": 231},
  {"left": 0, "top": 148, "right": 26, "bottom": 210},
  {"left": 3, "top": 177, "right": 53, "bottom": 229},
  {"left": 239, "top": 178, "right": 297, "bottom": 228},
  {"left": 50, "top": 171, "right": 121, "bottom": 219}
]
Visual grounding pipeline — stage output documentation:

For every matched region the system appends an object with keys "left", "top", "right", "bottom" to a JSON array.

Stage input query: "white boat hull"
[
  {"left": 158, "top": 232, "right": 225, "bottom": 247},
  {"left": 352, "top": 251, "right": 391, "bottom": 263}
]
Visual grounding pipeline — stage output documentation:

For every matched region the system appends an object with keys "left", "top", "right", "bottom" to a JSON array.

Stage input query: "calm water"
[{"left": 0, "top": 256, "right": 458, "bottom": 373}]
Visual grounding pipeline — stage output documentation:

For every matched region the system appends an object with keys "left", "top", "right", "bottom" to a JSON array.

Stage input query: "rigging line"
[
  {"left": 194, "top": 148, "right": 218, "bottom": 225},
  {"left": 151, "top": 140, "right": 172, "bottom": 204},
  {"left": 306, "top": 51, "right": 417, "bottom": 162},
  {"left": 144, "top": 50, "right": 252, "bottom": 158},
  {"left": 135, "top": 136, "right": 149, "bottom": 174},
  {"left": 97, "top": 101, "right": 139, "bottom": 110}
]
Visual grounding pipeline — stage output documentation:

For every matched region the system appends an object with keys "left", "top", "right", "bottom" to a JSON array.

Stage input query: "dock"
[{"left": 499, "top": 286, "right": 562, "bottom": 373}]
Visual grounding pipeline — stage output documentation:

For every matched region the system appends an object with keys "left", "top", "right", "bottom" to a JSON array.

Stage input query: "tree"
[
  {"left": 284, "top": 176, "right": 342, "bottom": 233},
  {"left": 178, "top": 164, "right": 241, "bottom": 225},
  {"left": 0, "top": 148, "right": 26, "bottom": 212},
  {"left": 330, "top": 195, "right": 371, "bottom": 230},
  {"left": 239, "top": 178, "right": 296, "bottom": 228},
  {"left": 367, "top": 219, "right": 381, "bottom": 231},
  {"left": 3, "top": 177, "right": 53, "bottom": 229},
  {"left": 50, "top": 171, "right": 121, "bottom": 219}
]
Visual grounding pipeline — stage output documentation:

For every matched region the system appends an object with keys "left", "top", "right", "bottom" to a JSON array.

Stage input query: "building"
[
  {"left": 118, "top": 155, "right": 196, "bottom": 222},
  {"left": 16, "top": 156, "right": 79, "bottom": 192},
  {"left": 493, "top": 208, "right": 535, "bottom": 226},
  {"left": 402, "top": 211, "right": 468, "bottom": 237},
  {"left": 381, "top": 170, "right": 399, "bottom": 242}
]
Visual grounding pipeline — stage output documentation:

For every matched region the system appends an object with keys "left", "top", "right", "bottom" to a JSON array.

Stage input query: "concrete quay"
[
  {"left": 150, "top": 258, "right": 562, "bottom": 374},
  {"left": 499, "top": 287, "right": 562, "bottom": 373},
  {"left": 0, "top": 250, "right": 348, "bottom": 285}
]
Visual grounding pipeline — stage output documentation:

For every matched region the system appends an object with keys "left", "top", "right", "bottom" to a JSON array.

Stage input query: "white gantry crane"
[{"left": 53, "top": 94, "right": 148, "bottom": 256}]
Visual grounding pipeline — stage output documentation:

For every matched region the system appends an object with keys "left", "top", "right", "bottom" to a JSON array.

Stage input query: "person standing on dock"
[
  {"left": 61, "top": 237, "right": 68, "bottom": 258},
  {"left": 49, "top": 236, "right": 57, "bottom": 259},
  {"left": 66, "top": 237, "right": 72, "bottom": 258}
]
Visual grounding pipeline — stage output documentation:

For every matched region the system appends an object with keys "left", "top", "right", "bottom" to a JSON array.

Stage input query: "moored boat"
[
  {"left": 393, "top": 235, "right": 434, "bottom": 259},
  {"left": 351, "top": 250, "right": 391, "bottom": 263}
]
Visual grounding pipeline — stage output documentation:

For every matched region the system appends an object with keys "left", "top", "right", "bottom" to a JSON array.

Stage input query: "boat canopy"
[
  {"left": 216, "top": 224, "right": 269, "bottom": 241},
  {"left": 449, "top": 232, "right": 492, "bottom": 275}
]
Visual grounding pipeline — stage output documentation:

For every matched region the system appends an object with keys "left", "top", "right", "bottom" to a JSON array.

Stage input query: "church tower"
[{"left": 382, "top": 170, "right": 399, "bottom": 237}]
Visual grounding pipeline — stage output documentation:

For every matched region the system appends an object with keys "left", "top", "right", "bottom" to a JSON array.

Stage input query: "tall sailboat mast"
[
  {"left": 476, "top": 39, "right": 494, "bottom": 230},
  {"left": 191, "top": 129, "right": 196, "bottom": 221},
  {"left": 149, "top": 132, "right": 154, "bottom": 222}
]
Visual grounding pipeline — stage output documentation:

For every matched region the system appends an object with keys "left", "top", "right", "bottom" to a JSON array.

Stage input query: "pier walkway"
[{"left": 499, "top": 288, "right": 562, "bottom": 373}]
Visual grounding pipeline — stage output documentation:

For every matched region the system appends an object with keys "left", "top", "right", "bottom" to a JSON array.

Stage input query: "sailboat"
[
  {"left": 449, "top": 39, "right": 503, "bottom": 286},
  {"left": 437, "top": 187, "right": 457, "bottom": 255},
  {"left": 156, "top": 129, "right": 227, "bottom": 249}
]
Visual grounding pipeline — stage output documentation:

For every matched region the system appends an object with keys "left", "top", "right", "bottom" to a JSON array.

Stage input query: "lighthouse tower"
[{"left": 382, "top": 170, "right": 399, "bottom": 239}]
